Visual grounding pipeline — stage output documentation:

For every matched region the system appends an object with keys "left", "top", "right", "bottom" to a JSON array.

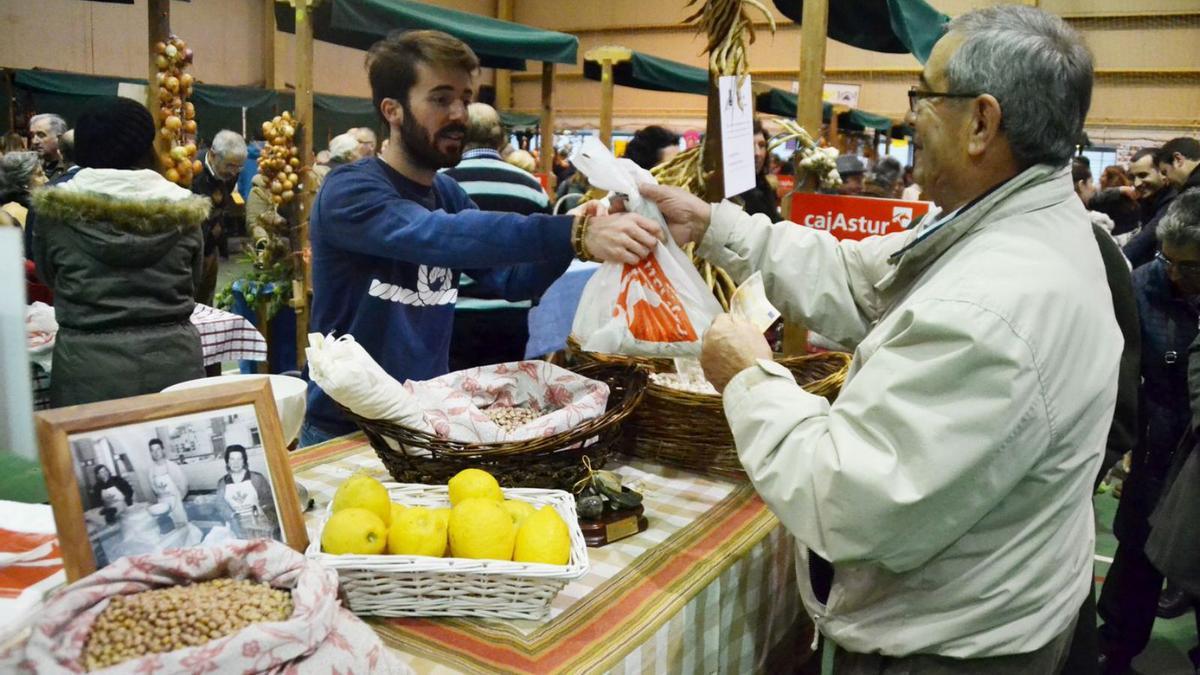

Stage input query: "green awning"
[
  {"left": 275, "top": 0, "right": 578, "bottom": 72},
  {"left": 773, "top": 0, "right": 949, "bottom": 63},
  {"left": 582, "top": 51, "right": 708, "bottom": 96},
  {"left": 499, "top": 111, "right": 540, "bottom": 129},
  {"left": 755, "top": 88, "right": 895, "bottom": 132},
  {"left": 10, "top": 68, "right": 381, "bottom": 146}
]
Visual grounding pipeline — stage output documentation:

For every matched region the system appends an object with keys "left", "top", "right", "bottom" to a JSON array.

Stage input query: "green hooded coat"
[{"left": 32, "top": 169, "right": 211, "bottom": 407}]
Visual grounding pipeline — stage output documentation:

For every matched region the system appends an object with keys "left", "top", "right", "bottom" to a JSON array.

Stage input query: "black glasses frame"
[{"left": 908, "top": 86, "right": 983, "bottom": 113}]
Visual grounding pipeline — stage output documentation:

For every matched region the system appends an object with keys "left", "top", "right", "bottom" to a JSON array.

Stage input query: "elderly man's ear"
[{"left": 966, "top": 95, "right": 1004, "bottom": 158}]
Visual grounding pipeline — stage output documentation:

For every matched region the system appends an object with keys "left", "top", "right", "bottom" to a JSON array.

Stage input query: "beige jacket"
[{"left": 700, "top": 165, "right": 1121, "bottom": 657}]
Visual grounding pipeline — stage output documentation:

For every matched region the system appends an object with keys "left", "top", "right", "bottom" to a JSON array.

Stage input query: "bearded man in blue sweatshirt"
[{"left": 299, "top": 30, "right": 660, "bottom": 446}]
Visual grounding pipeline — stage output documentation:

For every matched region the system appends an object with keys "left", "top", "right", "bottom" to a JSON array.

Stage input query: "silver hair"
[
  {"left": 0, "top": 151, "right": 41, "bottom": 198},
  {"left": 29, "top": 113, "right": 67, "bottom": 137},
  {"left": 945, "top": 5, "right": 1093, "bottom": 169},
  {"left": 1158, "top": 189, "right": 1200, "bottom": 250},
  {"left": 211, "top": 130, "right": 248, "bottom": 159}
]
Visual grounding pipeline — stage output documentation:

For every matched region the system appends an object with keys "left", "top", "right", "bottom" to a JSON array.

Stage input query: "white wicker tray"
[{"left": 306, "top": 482, "right": 589, "bottom": 619}]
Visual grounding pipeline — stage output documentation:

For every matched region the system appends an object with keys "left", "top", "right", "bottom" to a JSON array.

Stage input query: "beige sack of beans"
[
  {"left": 5, "top": 539, "right": 410, "bottom": 674},
  {"left": 412, "top": 360, "right": 609, "bottom": 443}
]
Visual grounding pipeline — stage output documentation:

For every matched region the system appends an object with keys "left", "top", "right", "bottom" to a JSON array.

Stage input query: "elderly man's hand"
[
  {"left": 701, "top": 314, "right": 772, "bottom": 393},
  {"left": 584, "top": 213, "right": 662, "bottom": 265},
  {"left": 638, "top": 183, "right": 711, "bottom": 247}
]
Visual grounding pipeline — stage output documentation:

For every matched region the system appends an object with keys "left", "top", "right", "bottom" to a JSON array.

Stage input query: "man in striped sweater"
[{"left": 443, "top": 103, "right": 552, "bottom": 368}]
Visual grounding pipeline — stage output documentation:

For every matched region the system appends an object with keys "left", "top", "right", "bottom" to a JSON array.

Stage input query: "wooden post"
[
  {"left": 147, "top": 0, "right": 171, "bottom": 164},
  {"left": 262, "top": 0, "right": 277, "bottom": 90},
  {"left": 494, "top": 0, "right": 514, "bottom": 109},
  {"left": 784, "top": 0, "right": 829, "bottom": 356},
  {"left": 539, "top": 62, "right": 555, "bottom": 180},
  {"left": 584, "top": 46, "right": 631, "bottom": 150},
  {"left": 293, "top": 0, "right": 316, "bottom": 370},
  {"left": 796, "top": 0, "right": 829, "bottom": 136},
  {"left": 702, "top": 72, "right": 723, "bottom": 202}
]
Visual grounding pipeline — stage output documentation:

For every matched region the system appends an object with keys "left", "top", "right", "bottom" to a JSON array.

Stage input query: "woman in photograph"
[
  {"left": 215, "top": 445, "right": 278, "bottom": 539},
  {"left": 91, "top": 465, "right": 134, "bottom": 515},
  {"left": 146, "top": 438, "right": 189, "bottom": 527}
]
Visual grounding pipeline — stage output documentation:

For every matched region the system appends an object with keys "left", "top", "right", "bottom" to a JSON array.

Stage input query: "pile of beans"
[
  {"left": 484, "top": 406, "right": 541, "bottom": 431},
  {"left": 650, "top": 372, "right": 719, "bottom": 396},
  {"left": 81, "top": 578, "right": 293, "bottom": 671}
]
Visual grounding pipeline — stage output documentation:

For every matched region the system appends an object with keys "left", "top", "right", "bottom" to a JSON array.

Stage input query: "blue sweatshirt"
[{"left": 305, "top": 157, "right": 575, "bottom": 434}]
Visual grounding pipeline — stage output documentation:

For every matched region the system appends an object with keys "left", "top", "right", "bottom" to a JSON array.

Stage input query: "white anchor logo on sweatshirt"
[{"left": 368, "top": 265, "right": 457, "bottom": 306}]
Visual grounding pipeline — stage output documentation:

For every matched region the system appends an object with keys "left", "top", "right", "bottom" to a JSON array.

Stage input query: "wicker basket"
[
  {"left": 627, "top": 352, "right": 852, "bottom": 476},
  {"left": 336, "top": 362, "right": 647, "bottom": 491},
  {"left": 307, "top": 483, "right": 588, "bottom": 619},
  {"left": 566, "top": 334, "right": 674, "bottom": 371}
]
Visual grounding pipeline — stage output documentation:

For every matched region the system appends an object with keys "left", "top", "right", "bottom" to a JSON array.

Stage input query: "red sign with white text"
[{"left": 788, "top": 192, "right": 934, "bottom": 241}]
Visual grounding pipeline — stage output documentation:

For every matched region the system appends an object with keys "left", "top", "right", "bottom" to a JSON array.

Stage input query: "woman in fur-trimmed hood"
[{"left": 32, "top": 97, "right": 210, "bottom": 407}]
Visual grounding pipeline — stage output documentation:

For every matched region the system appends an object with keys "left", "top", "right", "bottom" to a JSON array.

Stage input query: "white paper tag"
[
  {"left": 730, "top": 271, "right": 781, "bottom": 333},
  {"left": 718, "top": 75, "right": 756, "bottom": 198}
]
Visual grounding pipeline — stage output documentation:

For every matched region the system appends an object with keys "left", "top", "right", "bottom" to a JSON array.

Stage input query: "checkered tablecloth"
[
  {"left": 29, "top": 304, "right": 268, "bottom": 409},
  {"left": 291, "top": 436, "right": 806, "bottom": 674},
  {"left": 190, "top": 303, "right": 268, "bottom": 367}
]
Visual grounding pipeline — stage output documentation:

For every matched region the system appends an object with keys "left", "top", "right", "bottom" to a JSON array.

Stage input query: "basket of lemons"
[{"left": 306, "top": 469, "right": 588, "bottom": 619}]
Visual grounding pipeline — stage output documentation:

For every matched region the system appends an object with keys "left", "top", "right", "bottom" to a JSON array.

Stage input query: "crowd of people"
[{"left": 4, "top": 3, "right": 1200, "bottom": 672}]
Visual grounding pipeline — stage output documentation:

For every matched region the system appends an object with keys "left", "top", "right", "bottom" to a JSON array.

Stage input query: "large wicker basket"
[
  {"left": 628, "top": 352, "right": 851, "bottom": 477},
  {"left": 307, "top": 483, "right": 588, "bottom": 619},
  {"left": 335, "top": 362, "right": 647, "bottom": 491}
]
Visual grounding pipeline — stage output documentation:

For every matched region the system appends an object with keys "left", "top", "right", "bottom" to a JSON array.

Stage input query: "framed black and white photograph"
[{"left": 36, "top": 380, "right": 308, "bottom": 582}]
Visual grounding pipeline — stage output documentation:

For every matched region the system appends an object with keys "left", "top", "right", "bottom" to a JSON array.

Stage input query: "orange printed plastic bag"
[{"left": 574, "top": 236, "right": 721, "bottom": 357}]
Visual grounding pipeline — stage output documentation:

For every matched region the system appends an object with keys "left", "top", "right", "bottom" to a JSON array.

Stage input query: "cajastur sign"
[{"left": 789, "top": 192, "right": 933, "bottom": 241}]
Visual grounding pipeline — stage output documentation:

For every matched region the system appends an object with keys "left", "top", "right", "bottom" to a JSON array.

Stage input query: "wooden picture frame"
[{"left": 35, "top": 379, "right": 309, "bottom": 582}]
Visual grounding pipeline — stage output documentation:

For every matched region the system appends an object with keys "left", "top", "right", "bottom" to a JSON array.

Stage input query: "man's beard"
[{"left": 399, "top": 103, "right": 466, "bottom": 171}]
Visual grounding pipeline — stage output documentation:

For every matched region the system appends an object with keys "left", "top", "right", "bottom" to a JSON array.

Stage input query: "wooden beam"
[
  {"left": 293, "top": 0, "right": 316, "bottom": 369},
  {"left": 494, "top": 0, "right": 513, "bottom": 109},
  {"left": 539, "top": 62, "right": 555, "bottom": 180},
  {"left": 147, "top": 0, "right": 171, "bottom": 164},
  {"left": 796, "top": 0, "right": 828, "bottom": 137},
  {"left": 263, "top": 0, "right": 277, "bottom": 90},
  {"left": 585, "top": 46, "right": 632, "bottom": 149},
  {"left": 703, "top": 72, "right": 723, "bottom": 202}
]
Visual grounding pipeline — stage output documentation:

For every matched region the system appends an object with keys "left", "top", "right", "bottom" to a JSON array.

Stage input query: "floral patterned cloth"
[
  {"left": 5, "top": 539, "right": 409, "bottom": 674},
  {"left": 411, "top": 360, "right": 610, "bottom": 443}
]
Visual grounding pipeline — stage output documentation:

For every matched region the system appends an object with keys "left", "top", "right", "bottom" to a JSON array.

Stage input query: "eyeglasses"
[
  {"left": 908, "top": 86, "right": 983, "bottom": 113},
  {"left": 1156, "top": 250, "right": 1200, "bottom": 277}
]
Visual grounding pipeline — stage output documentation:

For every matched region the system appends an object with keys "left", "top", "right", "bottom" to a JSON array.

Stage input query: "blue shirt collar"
[{"left": 461, "top": 148, "right": 502, "bottom": 161}]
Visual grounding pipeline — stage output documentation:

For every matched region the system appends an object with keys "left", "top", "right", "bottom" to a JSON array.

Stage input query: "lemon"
[
  {"left": 321, "top": 508, "right": 387, "bottom": 555},
  {"left": 501, "top": 499, "right": 536, "bottom": 528},
  {"left": 432, "top": 508, "right": 452, "bottom": 556},
  {"left": 513, "top": 506, "right": 571, "bottom": 565},
  {"left": 387, "top": 506, "right": 447, "bottom": 557},
  {"left": 448, "top": 498, "right": 515, "bottom": 560},
  {"left": 447, "top": 468, "right": 503, "bottom": 506},
  {"left": 332, "top": 472, "right": 392, "bottom": 527},
  {"left": 390, "top": 501, "right": 408, "bottom": 526}
]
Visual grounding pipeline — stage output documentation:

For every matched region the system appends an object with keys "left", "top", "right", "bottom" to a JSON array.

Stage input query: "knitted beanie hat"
[{"left": 74, "top": 97, "right": 156, "bottom": 170}]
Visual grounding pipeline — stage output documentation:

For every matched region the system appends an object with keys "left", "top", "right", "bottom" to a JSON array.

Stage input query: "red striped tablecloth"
[{"left": 291, "top": 435, "right": 809, "bottom": 674}]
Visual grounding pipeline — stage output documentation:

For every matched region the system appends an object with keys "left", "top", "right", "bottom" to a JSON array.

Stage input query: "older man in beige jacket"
[{"left": 641, "top": 6, "right": 1119, "bottom": 674}]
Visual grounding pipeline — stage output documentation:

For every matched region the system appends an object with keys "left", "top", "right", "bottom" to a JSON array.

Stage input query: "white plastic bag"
[
  {"left": 570, "top": 138, "right": 722, "bottom": 357},
  {"left": 305, "top": 332, "right": 431, "bottom": 432}
]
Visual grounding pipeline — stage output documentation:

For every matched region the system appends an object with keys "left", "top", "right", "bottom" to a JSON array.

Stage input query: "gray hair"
[
  {"left": 945, "top": 5, "right": 1093, "bottom": 170},
  {"left": 1158, "top": 189, "right": 1200, "bottom": 250},
  {"left": 29, "top": 113, "right": 67, "bottom": 137},
  {"left": 464, "top": 102, "right": 503, "bottom": 151},
  {"left": 0, "top": 151, "right": 41, "bottom": 198},
  {"left": 210, "top": 130, "right": 247, "bottom": 159}
]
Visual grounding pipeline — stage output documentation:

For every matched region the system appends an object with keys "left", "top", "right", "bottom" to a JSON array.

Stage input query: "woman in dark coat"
[{"left": 32, "top": 97, "right": 209, "bottom": 407}]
